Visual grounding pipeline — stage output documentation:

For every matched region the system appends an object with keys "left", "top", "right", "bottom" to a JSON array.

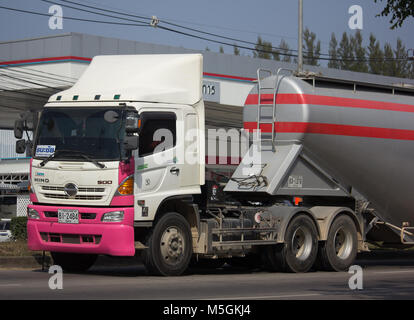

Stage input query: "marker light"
[
  {"left": 117, "top": 176, "right": 134, "bottom": 195},
  {"left": 28, "top": 180, "right": 35, "bottom": 194},
  {"left": 294, "top": 197, "right": 303, "bottom": 206}
]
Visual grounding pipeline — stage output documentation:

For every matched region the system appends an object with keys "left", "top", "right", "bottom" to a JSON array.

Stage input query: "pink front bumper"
[{"left": 27, "top": 205, "right": 135, "bottom": 256}]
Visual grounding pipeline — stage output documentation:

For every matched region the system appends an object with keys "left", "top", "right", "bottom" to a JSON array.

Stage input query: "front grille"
[
  {"left": 40, "top": 232, "right": 102, "bottom": 245},
  {"left": 42, "top": 186, "right": 105, "bottom": 193},
  {"left": 43, "top": 194, "right": 103, "bottom": 200},
  {"left": 44, "top": 211, "right": 97, "bottom": 220},
  {"left": 40, "top": 185, "right": 106, "bottom": 201}
]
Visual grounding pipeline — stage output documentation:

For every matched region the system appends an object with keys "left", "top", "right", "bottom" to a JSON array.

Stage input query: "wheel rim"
[
  {"left": 291, "top": 226, "right": 313, "bottom": 261},
  {"left": 160, "top": 226, "right": 185, "bottom": 266},
  {"left": 334, "top": 227, "right": 353, "bottom": 260}
]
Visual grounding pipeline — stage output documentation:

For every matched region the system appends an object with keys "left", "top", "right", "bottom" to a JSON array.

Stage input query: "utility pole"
[{"left": 297, "top": 0, "right": 303, "bottom": 74}]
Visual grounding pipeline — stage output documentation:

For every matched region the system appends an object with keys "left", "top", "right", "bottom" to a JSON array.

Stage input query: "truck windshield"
[{"left": 33, "top": 107, "right": 126, "bottom": 161}]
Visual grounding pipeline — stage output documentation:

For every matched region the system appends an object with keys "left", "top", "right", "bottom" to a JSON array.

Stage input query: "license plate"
[{"left": 58, "top": 209, "right": 79, "bottom": 224}]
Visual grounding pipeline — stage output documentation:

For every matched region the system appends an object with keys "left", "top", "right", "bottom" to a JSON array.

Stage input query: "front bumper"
[{"left": 27, "top": 204, "right": 135, "bottom": 256}]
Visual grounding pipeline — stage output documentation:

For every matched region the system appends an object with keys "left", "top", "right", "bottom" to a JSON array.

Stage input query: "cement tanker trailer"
[
  {"left": 225, "top": 68, "right": 414, "bottom": 271},
  {"left": 20, "top": 55, "right": 414, "bottom": 276}
]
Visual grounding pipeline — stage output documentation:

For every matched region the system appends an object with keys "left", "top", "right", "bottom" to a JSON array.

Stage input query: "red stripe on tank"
[
  {"left": 243, "top": 121, "right": 414, "bottom": 141},
  {"left": 244, "top": 93, "right": 414, "bottom": 113}
]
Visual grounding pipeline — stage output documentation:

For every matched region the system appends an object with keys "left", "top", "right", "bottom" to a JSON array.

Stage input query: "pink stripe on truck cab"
[{"left": 119, "top": 158, "right": 135, "bottom": 185}]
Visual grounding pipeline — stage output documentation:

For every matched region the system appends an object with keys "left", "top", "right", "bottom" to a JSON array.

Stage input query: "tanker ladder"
[{"left": 256, "top": 68, "right": 293, "bottom": 152}]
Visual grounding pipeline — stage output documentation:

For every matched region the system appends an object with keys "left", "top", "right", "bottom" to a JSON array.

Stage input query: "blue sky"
[{"left": 0, "top": 0, "right": 413, "bottom": 58}]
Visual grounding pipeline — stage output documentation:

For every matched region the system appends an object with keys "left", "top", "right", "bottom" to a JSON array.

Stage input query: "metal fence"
[{"left": 0, "top": 129, "right": 32, "bottom": 159}]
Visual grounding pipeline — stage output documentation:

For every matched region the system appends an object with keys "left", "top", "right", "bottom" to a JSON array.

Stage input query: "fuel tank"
[{"left": 240, "top": 74, "right": 414, "bottom": 229}]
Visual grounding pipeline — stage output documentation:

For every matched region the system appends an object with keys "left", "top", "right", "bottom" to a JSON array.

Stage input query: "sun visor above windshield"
[{"left": 49, "top": 54, "right": 203, "bottom": 105}]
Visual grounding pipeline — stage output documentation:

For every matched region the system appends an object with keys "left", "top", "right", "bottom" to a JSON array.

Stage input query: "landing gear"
[{"left": 143, "top": 212, "right": 193, "bottom": 276}]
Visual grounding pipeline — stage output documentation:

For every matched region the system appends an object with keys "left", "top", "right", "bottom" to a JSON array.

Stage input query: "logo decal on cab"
[{"left": 97, "top": 180, "right": 112, "bottom": 185}]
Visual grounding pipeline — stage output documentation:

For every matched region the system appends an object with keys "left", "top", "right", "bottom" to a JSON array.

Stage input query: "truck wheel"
[
  {"left": 269, "top": 214, "right": 318, "bottom": 273},
  {"left": 51, "top": 252, "right": 97, "bottom": 272},
  {"left": 317, "top": 215, "right": 357, "bottom": 271},
  {"left": 143, "top": 212, "right": 193, "bottom": 276}
]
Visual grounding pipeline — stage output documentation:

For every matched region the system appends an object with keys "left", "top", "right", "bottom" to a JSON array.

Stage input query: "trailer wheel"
[
  {"left": 269, "top": 214, "right": 318, "bottom": 273},
  {"left": 143, "top": 212, "right": 193, "bottom": 276},
  {"left": 317, "top": 215, "right": 357, "bottom": 271},
  {"left": 51, "top": 252, "right": 97, "bottom": 272}
]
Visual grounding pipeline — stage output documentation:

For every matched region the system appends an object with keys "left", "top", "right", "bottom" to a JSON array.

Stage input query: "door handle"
[{"left": 170, "top": 167, "right": 180, "bottom": 175}]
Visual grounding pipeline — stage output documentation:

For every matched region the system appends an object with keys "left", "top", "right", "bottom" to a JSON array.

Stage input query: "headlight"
[
  {"left": 27, "top": 208, "right": 40, "bottom": 219},
  {"left": 102, "top": 211, "right": 124, "bottom": 222},
  {"left": 117, "top": 176, "right": 134, "bottom": 195}
]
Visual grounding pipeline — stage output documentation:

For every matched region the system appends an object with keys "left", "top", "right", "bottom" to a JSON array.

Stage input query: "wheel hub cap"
[{"left": 160, "top": 227, "right": 185, "bottom": 266}]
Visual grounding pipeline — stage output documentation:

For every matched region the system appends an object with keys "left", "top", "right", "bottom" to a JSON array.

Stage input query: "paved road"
[{"left": 1, "top": 251, "right": 414, "bottom": 300}]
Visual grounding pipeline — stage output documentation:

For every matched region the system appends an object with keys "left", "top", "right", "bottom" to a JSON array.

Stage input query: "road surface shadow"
[
  {"left": 356, "top": 250, "right": 414, "bottom": 267},
  {"left": 30, "top": 249, "right": 414, "bottom": 277},
  {"left": 308, "top": 279, "right": 414, "bottom": 300}
]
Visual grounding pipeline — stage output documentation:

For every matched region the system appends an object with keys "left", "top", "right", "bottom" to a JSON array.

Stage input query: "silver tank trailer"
[{"left": 227, "top": 72, "right": 414, "bottom": 233}]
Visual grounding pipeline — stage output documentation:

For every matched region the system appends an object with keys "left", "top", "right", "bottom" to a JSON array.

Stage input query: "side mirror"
[
  {"left": 124, "top": 135, "right": 139, "bottom": 151},
  {"left": 16, "top": 139, "right": 26, "bottom": 154},
  {"left": 26, "top": 141, "right": 33, "bottom": 157},
  {"left": 14, "top": 120, "right": 24, "bottom": 139},
  {"left": 125, "top": 112, "right": 140, "bottom": 133}
]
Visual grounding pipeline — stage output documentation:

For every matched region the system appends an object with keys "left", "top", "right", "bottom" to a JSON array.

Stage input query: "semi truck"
[{"left": 15, "top": 54, "right": 414, "bottom": 276}]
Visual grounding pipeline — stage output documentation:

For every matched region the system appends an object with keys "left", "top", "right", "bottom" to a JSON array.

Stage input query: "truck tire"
[
  {"left": 268, "top": 214, "right": 318, "bottom": 273},
  {"left": 142, "top": 212, "right": 193, "bottom": 276},
  {"left": 51, "top": 252, "right": 97, "bottom": 272},
  {"left": 317, "top": 215, "right": 358, "bottom": 271}
]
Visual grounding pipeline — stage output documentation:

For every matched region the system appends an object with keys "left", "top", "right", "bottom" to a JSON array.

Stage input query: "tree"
[
  {"left": 350, "top": 30, "right": 368, "bottom": 73},
  {"left": 279, "top": 39, "right": 292, "bottom": 63},
  {"left": 303, "top": 27, "right": 321, "bottom": 66},
  {"left": 253, "top": 36, "right": 273, "bottom": 60},
  {"left": 383, "top": 42, "right": 396, "bottom": 76},
  {"left": 394, "top": 38, "right": 410, "bottom": 78},
  {"left": 219, "top": 46, "right": 224, "bottom": 54},
  {"left": 272, "top": 49, "right": 281, "bottom": 61},
  {"left": 367, "top": 34, "right": 384, "bottom": 75},
  {"left": 233, "top": 44, "right": 240, "bottom": 56},
  {"left": 328, "top": 33, "right": 340, "bottom": 69},
  {"left": 338, "top": 32, "right": 354, "bottom": 70},
  {"left": 374, "top": 0, "right": 414, "bottom": 29}
]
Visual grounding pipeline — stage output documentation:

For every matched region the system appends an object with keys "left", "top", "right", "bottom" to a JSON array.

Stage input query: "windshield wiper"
[{"left": 39, "top": 150, "right": 106, "bottom": 169}]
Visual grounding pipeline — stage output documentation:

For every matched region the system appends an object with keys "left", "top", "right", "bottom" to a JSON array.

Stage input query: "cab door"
[{"left": 134, "top": 110, "right": 182, "bottom": 220}]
